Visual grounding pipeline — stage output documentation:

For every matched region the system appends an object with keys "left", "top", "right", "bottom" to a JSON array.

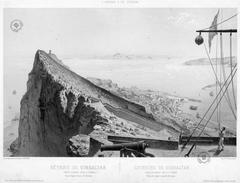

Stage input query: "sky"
[
  {"left": 3, "top": 8, "right": 238, "bottom": 125},
  {"left": 4, "top": 8, "right": 238, "bottom": 59}
]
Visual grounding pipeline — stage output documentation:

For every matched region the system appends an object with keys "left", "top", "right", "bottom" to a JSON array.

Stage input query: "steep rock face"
[{"left": 15, "top": 50, "right": 154, "bottom": 156}]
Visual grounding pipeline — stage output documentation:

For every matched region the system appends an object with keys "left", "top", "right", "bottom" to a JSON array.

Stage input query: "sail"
[{"left": 208, "top": 10, "right": 219, "bottom": 52}]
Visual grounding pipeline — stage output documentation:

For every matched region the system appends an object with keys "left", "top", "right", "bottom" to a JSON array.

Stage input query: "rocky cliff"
[{"left": 13, "top": 50, "right": 163, "bottom": 157}]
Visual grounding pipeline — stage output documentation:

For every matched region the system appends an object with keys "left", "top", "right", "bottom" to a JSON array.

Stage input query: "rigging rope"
[
  {"left": 203, "top": 42, "right": 236, "bottom": 119},
  {"left": 218, "top": 10, "right": 223, "bottom": 130},
  {"left": 200, "top": 13, "right": 238, "bottom": 31},
  {"left": 215, "top": 35, "right": 220, "bottom": 131},
  {"left": 181, "top": 64, "right": 237, "bottom": 151},
  {"left": 229, "top": 32, "right": 237, "bottom": 110},
  {"left": 184, "top": 68, "right": 237, "bottom": 157},
  {"left": 220, "top": 33, "right": 236, "bottom": 117}
]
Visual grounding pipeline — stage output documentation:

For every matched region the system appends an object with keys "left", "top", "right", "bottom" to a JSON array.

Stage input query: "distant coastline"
[{"left": 184, "top": 56, "right": 237, "bottom": 66}]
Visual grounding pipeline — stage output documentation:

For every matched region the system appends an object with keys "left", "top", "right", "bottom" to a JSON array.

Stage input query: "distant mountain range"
[
  {"left": 184, "top": 56, "right": 237, "bottom": 66},
  {"left": 91, "top": 53, "right": 172, "bottom": 60}
]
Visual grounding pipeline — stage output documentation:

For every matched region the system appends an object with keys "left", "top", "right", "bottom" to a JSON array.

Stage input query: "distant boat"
[
  {"left": 209, "top": 91, "right": 214, "bottom": 96},
  {"left": 196, "top": 113, "right": 200, "bottom": 118},
  {"left": 190, "top": 105, "right": 198, "bottom": 110}
]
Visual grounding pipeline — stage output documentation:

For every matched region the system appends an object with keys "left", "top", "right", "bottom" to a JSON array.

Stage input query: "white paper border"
[{"left": 0, "top": 1, "right": 239, "bottom": 183}]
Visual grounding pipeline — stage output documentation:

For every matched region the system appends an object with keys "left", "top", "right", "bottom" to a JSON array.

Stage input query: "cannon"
[{"left": 100, "top": 141, "right": 154, "bottom": 157}]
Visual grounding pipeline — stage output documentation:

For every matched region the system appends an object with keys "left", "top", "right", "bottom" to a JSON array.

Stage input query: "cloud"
[{"left": 168, "top": 12, "right": 198, "bottom": 28}]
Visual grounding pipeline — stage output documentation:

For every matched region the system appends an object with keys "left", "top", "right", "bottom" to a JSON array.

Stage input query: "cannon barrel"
[{"left": 101, "top": 141, "right": 148, "bottom": 152}]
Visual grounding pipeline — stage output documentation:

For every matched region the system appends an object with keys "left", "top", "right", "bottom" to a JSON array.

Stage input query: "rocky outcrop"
[{"left": 13, "top": 50, "right": 156, "bottom": 157}]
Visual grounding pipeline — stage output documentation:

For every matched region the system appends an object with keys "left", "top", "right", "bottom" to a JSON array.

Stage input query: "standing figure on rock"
[{"left": 218, "top": 127, "right": 226, "bottom": 151}]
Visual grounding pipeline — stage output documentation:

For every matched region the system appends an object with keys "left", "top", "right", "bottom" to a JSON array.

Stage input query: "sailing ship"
[{"left": 181, "top": 9, "right": 237, "bottom": 157}]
